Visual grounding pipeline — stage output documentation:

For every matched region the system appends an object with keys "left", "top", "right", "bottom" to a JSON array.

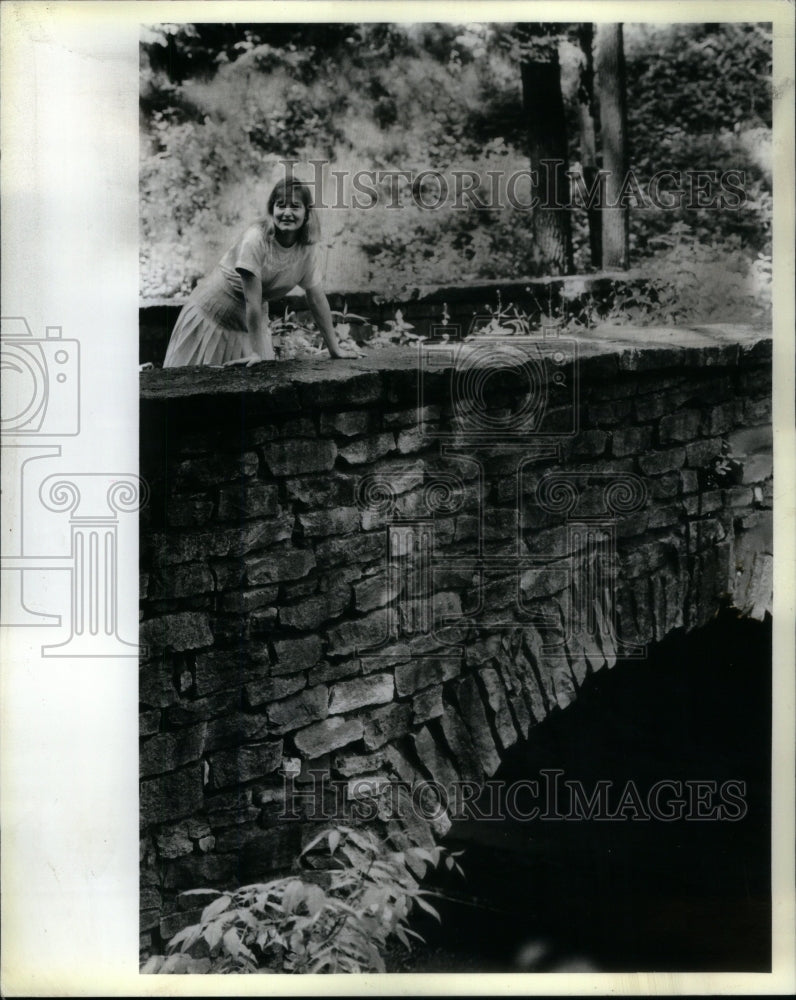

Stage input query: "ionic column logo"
[{"left": 38, "top": 474, "right": 147, "bottom": 657}]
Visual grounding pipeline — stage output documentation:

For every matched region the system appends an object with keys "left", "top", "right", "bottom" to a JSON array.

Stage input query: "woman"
[{"left": 162, "top": 179, "right": 361, "bottom": 367}]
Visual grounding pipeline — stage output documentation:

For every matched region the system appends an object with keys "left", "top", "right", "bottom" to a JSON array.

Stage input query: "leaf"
[
  {"left": 305, "top": 884, "right": 326, "bottom": 917},
  {"left": 327, "top": 899, "right": 360, "bottom": 918},
  {"left": 237, "top": 939, "right": 257, "bottom": 964},
  {"left": 340, "top": 842, "right": 368, "bottom": 869},
  {"left": 222, "top": 926, "right": 243, "bottom": 958},
  {"left": 328, "top": 828, "right": 341, "bottom": 855},
  {"left": 232, "top": 906, "right": 259, "bottom": 929},
  {"left": 281, "top": 879, "right": 306, "bottom": 914},
  {"left": 301, "top": 828, "right": 332, "bottom": 857},
  {"left": 160, "top": 953, "right": 186, "bottom": 973},
  {"left": 201, "top": 893, "right": 232, "bottom": 921},
  {"left": 140, "top": 955, "right": 164, "bottom": 974},
  {"left": 408, "top": 846, "right": 436, "bottom": 866},
  {"left": 204, "top": 920, "right": 224, "bottom": 950},
  {"left": 167, "top": 923, "right": 201, "bottom": 952},
  {"left": 413, "top": 894, "right": 442, "bottom": 922}
]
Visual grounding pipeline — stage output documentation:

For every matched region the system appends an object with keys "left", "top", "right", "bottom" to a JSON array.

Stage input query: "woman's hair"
[{"left": 265, "top": 178, "right": 320, "bottom": 245}]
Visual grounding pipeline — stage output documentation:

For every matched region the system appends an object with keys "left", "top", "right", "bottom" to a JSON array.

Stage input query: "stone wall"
[{"left": 139, "top": 324, "right": 772, "bottom": 947}]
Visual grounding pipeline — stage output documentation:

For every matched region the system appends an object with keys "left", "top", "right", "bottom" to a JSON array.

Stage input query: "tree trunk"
[
  {"left": 576, "top": 22, "right": 602, "bottom": 268},
  {"left": 595, "top": 23, "right": 629, "bottom": 269},
  {"left": 521, "top": 50, "right": 574, "bottom": 276}
]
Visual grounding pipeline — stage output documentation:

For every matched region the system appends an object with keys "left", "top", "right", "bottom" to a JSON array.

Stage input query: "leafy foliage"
[
  {"left": 367, "top": 309, "right": 426, "bottom": 348},
  {"left": 622, "top": 228, "right": 771, "bottom": 328},
  {"left": 141, "top": 825, "right": 462, "bottom": 975},
  {"left": 492, "top": 230, "right": 770, "bottom": 332},
  {"left": 268, "top": 306, "right": 426, "bottom": 360},
  {"left": 268, "top": 306, "right": 368, "bottom": 360},
  {"left": 625, "top": 23, "right": 772, "bottom": 137}
]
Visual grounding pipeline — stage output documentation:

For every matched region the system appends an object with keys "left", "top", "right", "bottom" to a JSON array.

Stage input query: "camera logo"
[
  {"left": 418, "top": 320, "right": 578, "bottom": 443},
  {"left": 0, "top": 317, "right": 80, "bottom": 435},
  {"left": 1, "top": 315, "right": 143, "bottom": 656}
]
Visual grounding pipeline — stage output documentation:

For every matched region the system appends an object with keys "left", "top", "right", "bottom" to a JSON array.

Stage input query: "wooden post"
[
  {"left": 521, "top": 48, "right": 574, "bottom": 276},
  {"left": 577, "top": 22, "right": 602, "bottom": 268},
  {"left": 595, "top": 23, "right": 629, "bottom": 269}
]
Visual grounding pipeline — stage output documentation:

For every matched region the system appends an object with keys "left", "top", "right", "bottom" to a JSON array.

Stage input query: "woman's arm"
[
  {"left": 305, "top": 285, "right": 362, "bottom": 359},
  {"left": 240, "top": 271, "right": 274, "bottom": 361}
]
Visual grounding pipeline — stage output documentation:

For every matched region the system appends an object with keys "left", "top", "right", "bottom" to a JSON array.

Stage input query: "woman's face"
[{"left": 272, "top": 195, "right": 307, "bottom": 234}]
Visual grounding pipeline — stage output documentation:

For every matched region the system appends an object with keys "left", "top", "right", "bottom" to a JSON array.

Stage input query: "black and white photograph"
[
  {"left": 136, "top": 11, "right": 780, "bottom": 977},
  {"left": 1, "top": 1, "right": 795, "bottom": 995}
]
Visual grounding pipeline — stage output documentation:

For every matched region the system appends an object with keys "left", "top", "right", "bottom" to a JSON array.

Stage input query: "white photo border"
[{"left": 1, "top": 1, "right": 793, "bottom": 995}]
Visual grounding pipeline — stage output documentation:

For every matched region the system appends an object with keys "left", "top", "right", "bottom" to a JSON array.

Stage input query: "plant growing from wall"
[
  {"left": 272, "top": 307, "right": 426, "bottom": 359},
  {"left": 141, "top": 825, "right": 463, "bottom": 974}
]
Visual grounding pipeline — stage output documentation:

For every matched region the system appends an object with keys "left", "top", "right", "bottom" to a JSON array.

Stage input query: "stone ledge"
[{"left": 140, "top": 324, "right": 771, "bottom": 402}]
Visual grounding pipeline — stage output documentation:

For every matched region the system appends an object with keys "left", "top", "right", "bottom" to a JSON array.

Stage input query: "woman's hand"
[
  {"left": 330, "top": 340, "right": 364, "bottom": 359},
  {"left": 223, "top": 354, "right": 265, "bottom": 368},
  {"left": 305, "top": 285, "right": 365, "bottom": 359}
]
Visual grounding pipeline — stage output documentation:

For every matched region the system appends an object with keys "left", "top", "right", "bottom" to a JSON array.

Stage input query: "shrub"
[{"left": 141, "top": 825, "right": 463, "bottom": 974}]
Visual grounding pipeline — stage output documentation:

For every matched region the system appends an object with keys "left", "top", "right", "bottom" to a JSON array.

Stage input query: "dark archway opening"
[{"left": 393, "top": 610, "right": 771, "bottom": 973}]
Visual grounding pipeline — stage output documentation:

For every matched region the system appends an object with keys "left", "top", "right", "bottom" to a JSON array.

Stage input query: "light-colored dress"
[{"left": 163, "top": 221, "right": 322, "bottom": 367}]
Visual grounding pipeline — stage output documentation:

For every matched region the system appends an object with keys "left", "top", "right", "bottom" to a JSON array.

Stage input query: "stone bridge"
[{"left": 138, "top": 323, "right": 772, "bottom": 948}]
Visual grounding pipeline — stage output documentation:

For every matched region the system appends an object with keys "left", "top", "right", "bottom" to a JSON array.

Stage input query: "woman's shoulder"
[
  {"left": 221, "top": 220, "right": 268, "bottom": 257},
  {"left": 218, "top": 220, "right": 271, "bottom": 275},
  {"left": 240, "top": 219, "right": 270, "bottom": 244}
]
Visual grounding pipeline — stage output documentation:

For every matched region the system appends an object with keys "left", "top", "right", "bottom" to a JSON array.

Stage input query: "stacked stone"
[{"left": 139, "top": 327, "right": 772, "bottom": 949}]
